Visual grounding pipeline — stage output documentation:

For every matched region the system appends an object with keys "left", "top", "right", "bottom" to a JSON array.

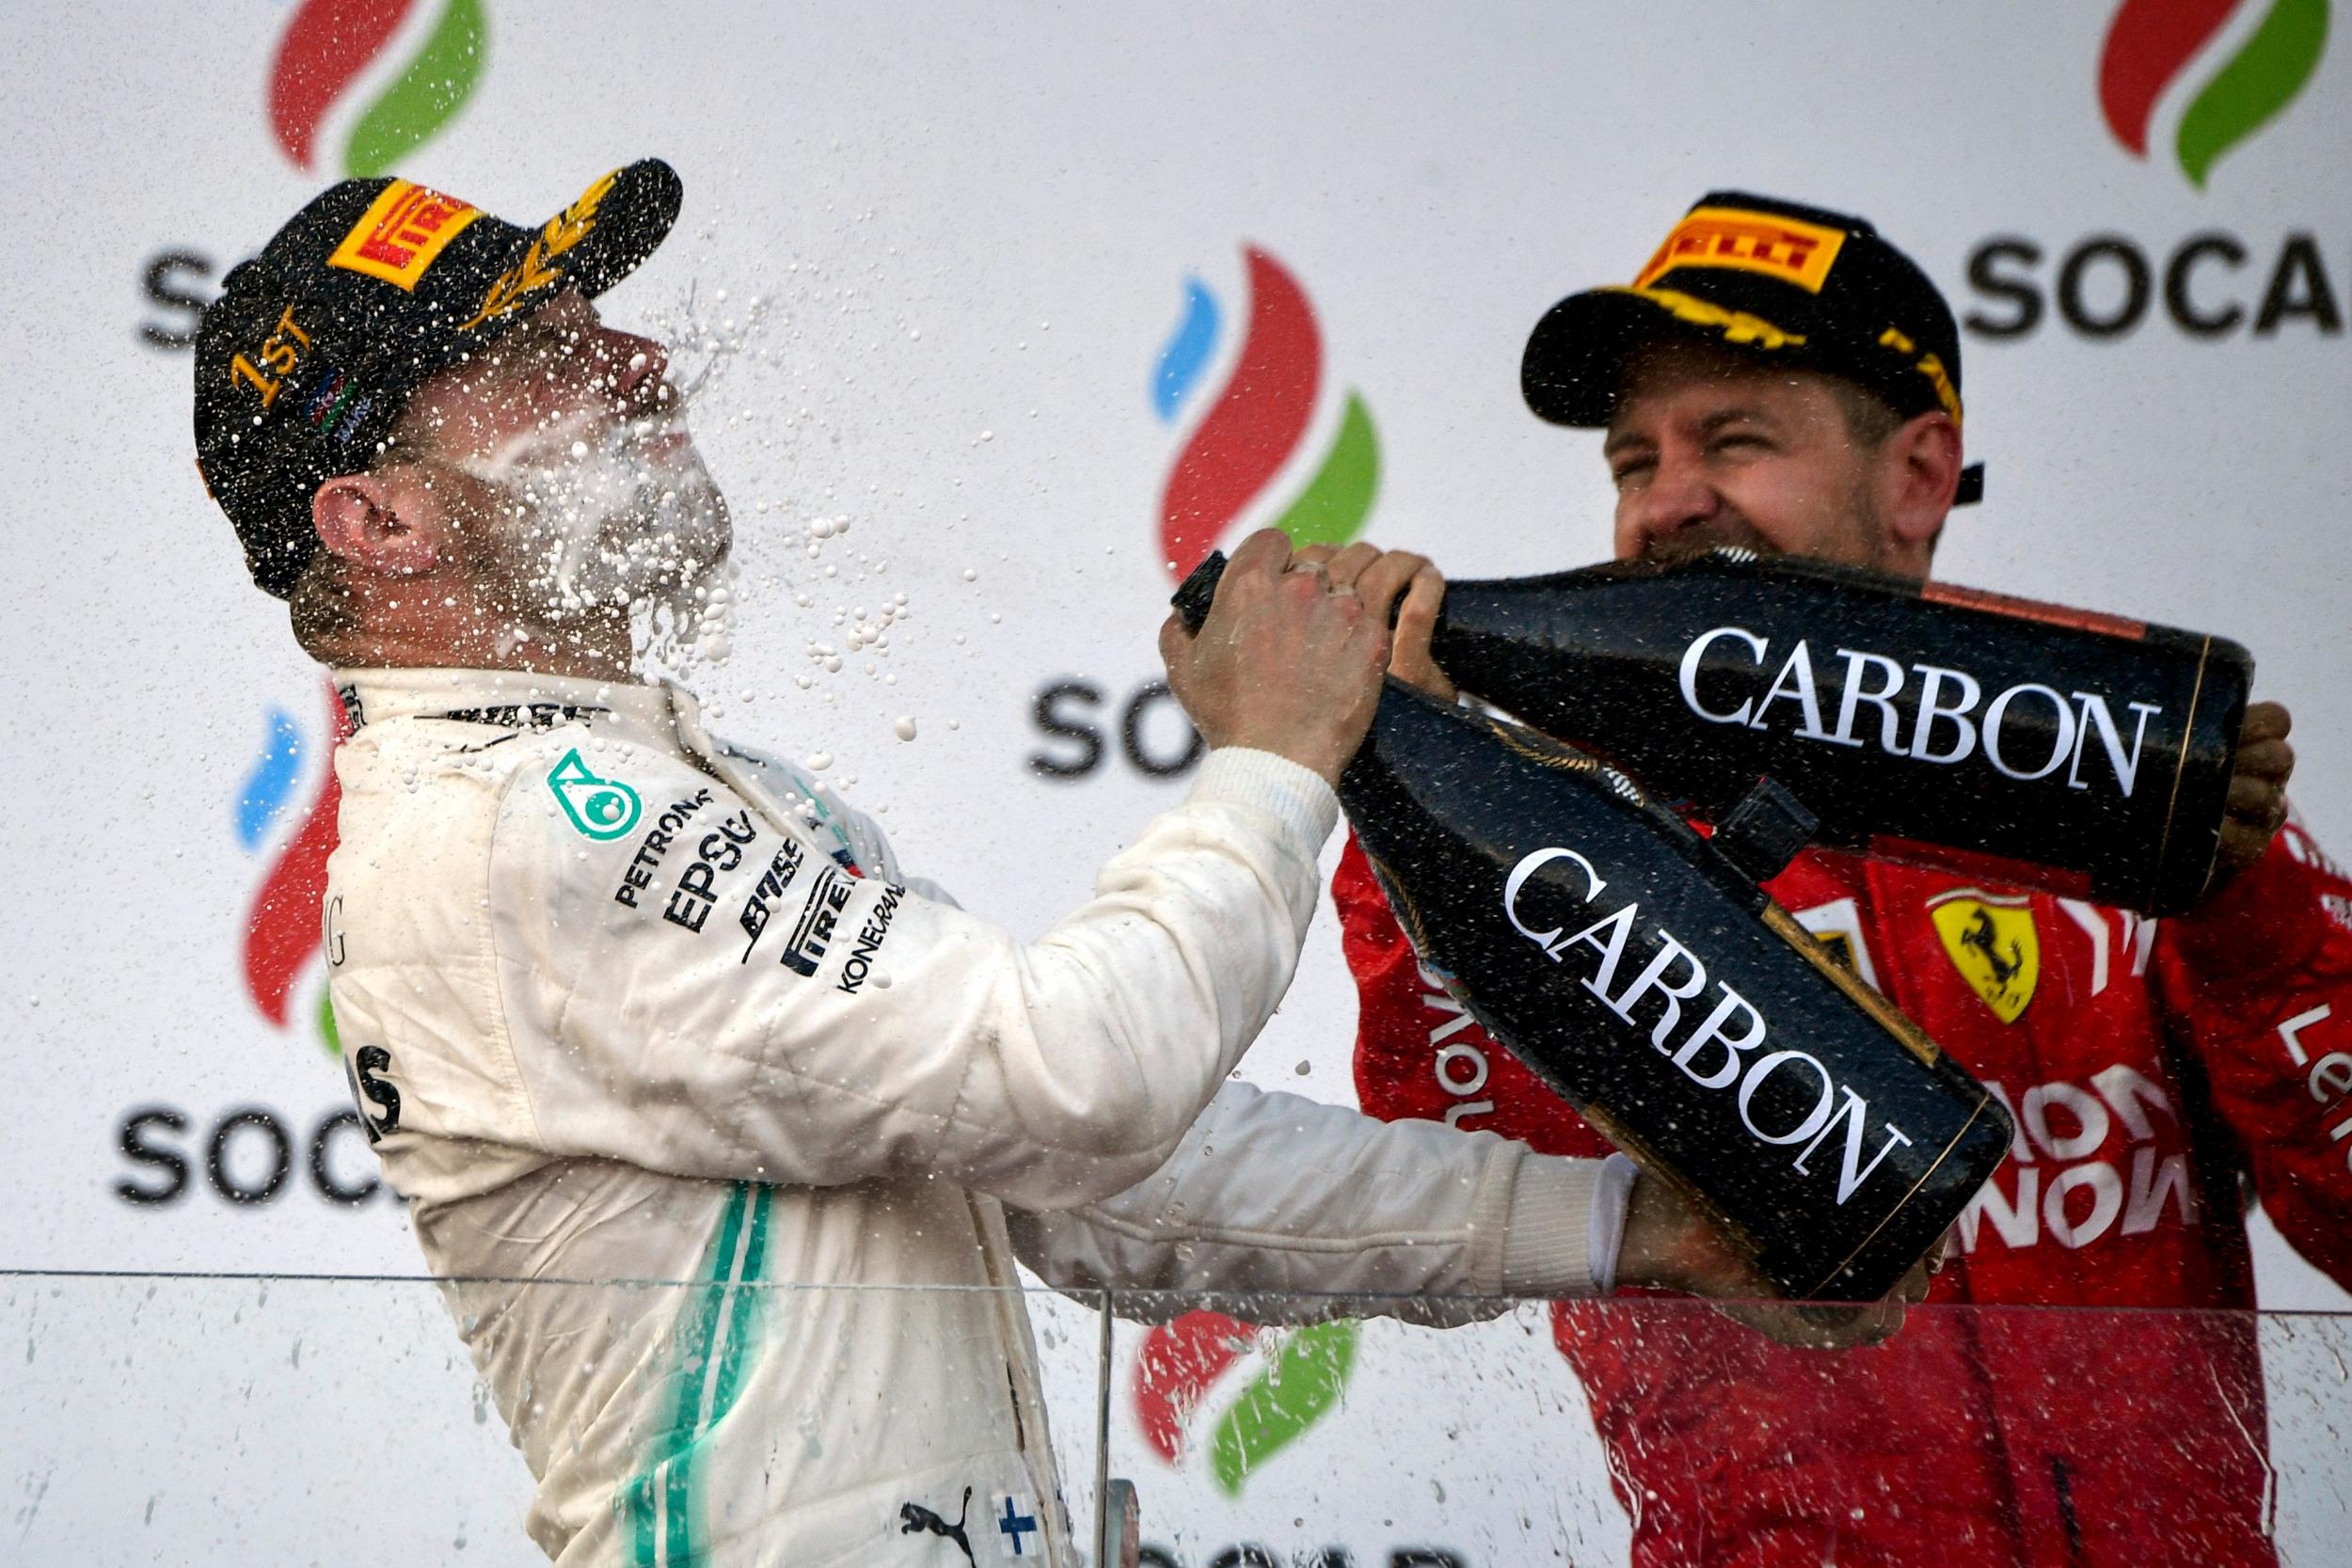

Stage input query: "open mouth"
[{"left": 465, "top": 404, "right": 730, "bottom": 612}]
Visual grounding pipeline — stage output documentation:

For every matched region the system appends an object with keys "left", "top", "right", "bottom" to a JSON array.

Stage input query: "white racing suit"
[{"left": 325, "top": 668, "right": 1617, "bottom": 1566}]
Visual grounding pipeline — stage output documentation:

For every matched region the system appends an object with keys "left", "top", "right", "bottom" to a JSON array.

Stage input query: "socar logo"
[
  {"left": 2100, "top": 0, "right": 2328, "bottom": 186},
  {"left": 1132, "top": 1310, "right": 1359, "bottom": 1496},
  {"left": 235, "top": 679, "right": 350, "bottom": 1055},
  {"left": 269, "top": 0, "right": 489, "bottom": 177},
  {"left": 1154, "top": 246, "right": 1381, "bottom": 579}
]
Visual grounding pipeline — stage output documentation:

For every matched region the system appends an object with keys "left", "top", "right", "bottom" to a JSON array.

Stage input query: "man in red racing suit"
[
  {"left": 1328, "top": 191, "right": 2352, "bottom": 1565},
  {"left": 1340, "top": 821, "right": 2352, "bottom": 1566}
]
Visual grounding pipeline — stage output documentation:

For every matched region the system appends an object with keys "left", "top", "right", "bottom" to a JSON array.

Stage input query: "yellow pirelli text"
[
  {"left": 1635, "top": 206, "right": 1847, "bottom": 294},
  {"left": 327, "top": 181, "right": 482, "bottom": 291}
]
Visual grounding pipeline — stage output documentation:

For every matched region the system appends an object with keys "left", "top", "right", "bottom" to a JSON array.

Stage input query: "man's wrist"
[
  {"left": 1499, "top": 1151, "right": 1639, "bottom": 1299},
  {"left": 1614, "top": 1167, "right": 1697, "bottom": 1294},
  {"left": 1186, "top": 747, "right": 1342, "bottom": 849},
  {"left": 1586, "top": 1153, "right": 1638, "bottom": 1296}
]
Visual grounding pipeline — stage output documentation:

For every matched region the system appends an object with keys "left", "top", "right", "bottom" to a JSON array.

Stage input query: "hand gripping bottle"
[
  {"left": 1424, "top": 548, "right": 2252, "bottom": 915},
  {"left": 1176, "top": 552, "right": 2012, "bottom": 1303}
]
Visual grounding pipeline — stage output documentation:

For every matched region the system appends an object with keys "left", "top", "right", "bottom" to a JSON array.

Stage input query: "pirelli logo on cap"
[
  {"left": 327, "top": 180, "right": 482, "bottom": 291},
  {"left": 1634, "top": 206, "right": 1847, "bottom": 295}
]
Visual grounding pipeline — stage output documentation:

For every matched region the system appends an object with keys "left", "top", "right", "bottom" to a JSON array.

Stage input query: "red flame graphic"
[
  {"left": 241, "top": 679, "right": 351, "bottom": 1027},
  {"left": 1157, "top": 248, "right": 1322, "bottom": 578},
  {"left": 269, "top": 0, "right": 420, "bottom": 170},
  {"left": 2099, "top": 0, "right": 2241, "bottom": 154},
  {"left": 1133, "top": 1310, "right": 1254, "bottom": 1463}
]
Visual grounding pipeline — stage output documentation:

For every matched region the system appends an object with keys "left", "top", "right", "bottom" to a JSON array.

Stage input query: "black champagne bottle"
[
  {"left": 1426, "top": 548, "right": 2251, "bottom": 915},
  {"left": 1175, "top": 554, "right": 2012, "bottom": 1303}
]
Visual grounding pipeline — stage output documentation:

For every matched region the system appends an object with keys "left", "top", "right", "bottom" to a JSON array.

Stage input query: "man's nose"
[
  {"left": 595, "top": 327, "right": 672, "bottom": 411},
  {"left": 1626, "top": 450, "right": 1721, "bottom": 553}
]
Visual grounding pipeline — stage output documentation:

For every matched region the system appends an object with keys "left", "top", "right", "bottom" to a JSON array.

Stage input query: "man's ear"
[
  {"left": 312, "top": 467, "right": 443, "bottom": 576},
  {"left": 1881, "top": 411, "right": 1963, "bottom": 551}
]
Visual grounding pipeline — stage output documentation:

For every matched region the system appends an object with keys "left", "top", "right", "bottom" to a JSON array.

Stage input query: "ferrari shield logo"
[{"left": 1930, "top": 892, "right": 2040, "bottom": 1023}]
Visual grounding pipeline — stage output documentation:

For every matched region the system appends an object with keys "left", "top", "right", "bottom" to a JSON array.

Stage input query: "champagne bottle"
[
  {"left": 1427, "top": 548, "right": 2251, "bottom": 915},
  {"left": 1174, "top": 553, "right": 2012, "bottom": 1303}
]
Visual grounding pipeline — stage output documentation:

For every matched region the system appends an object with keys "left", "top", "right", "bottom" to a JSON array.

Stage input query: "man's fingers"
[
  {"left": 1792, "top": 1299, "right": 1903, "bottom": 1349},
  {"left": 1389, "top": 568, "right": 1457, "bottom": 701},
  {"left": 1715, "top": 1296, "right": 1903, "bottom": 1352},
  {"left": 2235, "top": 737, "right": 2296, "bottom": 783},
  {"left": 1353, "top": 551, "right": 1435, "bottom": 623},
  {"left": 1895, "top": 1259, "right": 1933, "bottom": 1307},
  {"left": 2228, "top": 775, "right": 2287, "bottom": 815},
  {"left": 1394, "top": 565, "right": 1445, "bottom": 636},
  {"left": 1226, "top": 528, "right": 1295, "bottom": 578},
  {"left": 2242, "top": 701, "right": 2293, "bottom": 745},
  {"left": 1319, "top": 542, "right": 1383, "bottom": 589}
]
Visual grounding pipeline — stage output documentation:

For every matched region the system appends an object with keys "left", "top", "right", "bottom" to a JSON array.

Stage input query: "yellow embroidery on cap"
[
  {"left": 1876, "top": 327, "right": 1964, "bottom": 424},
  {"left": 327, "top": 181, "right": 481, "bottom": 291},
  {"left": 461, "top": 169, "right": 621, "bottom": 332},
  {"left": 1634, "top": 206, "right": 1847, "bottom": 294},
  {"left": 226, "top": 305, "right": 312, "bottom": 406},
  {"left": 1602, "top": 285, "right": 1808, "bottom": 351}
]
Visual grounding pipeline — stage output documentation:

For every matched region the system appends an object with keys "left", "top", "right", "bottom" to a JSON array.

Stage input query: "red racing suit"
[{"left": 1337, "top": 815, "right": 2352, "bottom": 1568}]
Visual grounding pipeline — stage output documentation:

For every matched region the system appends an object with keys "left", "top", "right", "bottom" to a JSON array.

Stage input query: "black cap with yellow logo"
[
  {"left": 1522, "top": 191, "right": 1982, "bottom": 503},
  {"left": 194, "top": 159, "right": 683, "bottom": 598}
]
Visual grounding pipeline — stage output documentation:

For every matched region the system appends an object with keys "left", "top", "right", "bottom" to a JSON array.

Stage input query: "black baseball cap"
[
  {"left": 194, "top": 159, "right": 684, "bottom": 598},
  {"left": 1522, "top": 191, "right": 1982, "bottom": 503}
]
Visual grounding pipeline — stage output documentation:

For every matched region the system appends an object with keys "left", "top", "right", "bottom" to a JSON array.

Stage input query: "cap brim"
[
  {"left": 540, "top": 158, "right": 684, "bottom": 304},
  {"left": 386, "top": 160, "right": 686, "bottom": 411},
  {"left": 442, "top": 159, "right": 684, "bottom": 353},
  {"left": 1521, "top": 285, "right": 1814, "bottom": 428}
]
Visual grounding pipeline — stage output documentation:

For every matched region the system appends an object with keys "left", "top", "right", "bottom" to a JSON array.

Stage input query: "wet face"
[
  {"left": 1602, "top": 341, "right": 1899, "bottom": 570},
  {"left": 387, "top": 288, "right": 731, "bottom": 615}
]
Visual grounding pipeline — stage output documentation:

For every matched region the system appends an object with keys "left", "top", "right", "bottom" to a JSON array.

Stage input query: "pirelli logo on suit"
[{"left": 780, "top": 869, "right": 856, "bottom": 977}]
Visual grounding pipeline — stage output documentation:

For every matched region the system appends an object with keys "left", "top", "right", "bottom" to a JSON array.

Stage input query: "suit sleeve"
[
  {"left": 1005, "top": 1079, "right": 1614, "bottom": 1321},
  {"left": 485, "top": 736, "right": 1340, "bottom": 1211},
  {"left": 2158, "top": 812, "right": 2352, "bottom": 1290},
  {"left": 1333, "top": 832, "right": 1616, "bottom": 1160}
]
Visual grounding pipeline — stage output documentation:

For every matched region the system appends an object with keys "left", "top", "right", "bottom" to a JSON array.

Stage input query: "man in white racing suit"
[{"left": 193, "top": 160, "right": 1898, "bottom": 1566}]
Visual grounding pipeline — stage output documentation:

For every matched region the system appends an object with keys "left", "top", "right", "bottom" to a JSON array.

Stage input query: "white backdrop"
[{"left": 2, "top": 0, "right": 2348, "bottom": 1558}]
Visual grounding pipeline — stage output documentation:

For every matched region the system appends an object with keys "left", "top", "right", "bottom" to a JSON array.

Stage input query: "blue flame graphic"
[
  {"left": 235, "top": 707, "right": 306, "bottom": 850},
  {"left": 1154, "top": 277, "right": 1223, "bottom": 421}
]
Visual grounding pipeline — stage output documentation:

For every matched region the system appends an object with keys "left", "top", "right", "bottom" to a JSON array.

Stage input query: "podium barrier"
[{"left": 4, "top": 1274, "right": 2346, "bottom": 1566}]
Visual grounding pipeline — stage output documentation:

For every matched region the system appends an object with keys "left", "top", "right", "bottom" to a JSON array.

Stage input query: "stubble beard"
[
  {"left": 1635, "top": 474, "right": 1890, "bottom": 572},
  {"left": 463, "top": 409, "right": 734, "bottom": 632}
]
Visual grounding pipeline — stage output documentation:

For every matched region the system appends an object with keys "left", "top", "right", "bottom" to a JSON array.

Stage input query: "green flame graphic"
[
  {"left": 345, "top": 0, "right": 490, "bottom": 178},
  {"left": 1206, "top": 1321, "right": 1359, "bottom": 1497},
  {"left": 2178, "top": 0, "right": 2329, "bottom": 186}
]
